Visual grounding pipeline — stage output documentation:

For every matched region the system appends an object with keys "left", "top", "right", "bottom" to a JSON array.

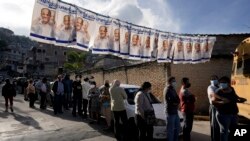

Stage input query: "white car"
[{"left": 102, "top": 84, "right": 184, "bottom": 139}]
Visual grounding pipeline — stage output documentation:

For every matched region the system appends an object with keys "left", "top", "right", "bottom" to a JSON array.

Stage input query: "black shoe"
[{"left": 10, "top": 107, "right": 14, "bottom": 112}]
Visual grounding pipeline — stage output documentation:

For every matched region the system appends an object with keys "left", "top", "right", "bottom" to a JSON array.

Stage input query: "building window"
[
  {"left": 37, "top": 49, "right": 41, "bottom": 53},
  {"left": 64, "top": 52, "right": 66, "bottom": 56},
  {"left": 55, "top": 51, "right": 57, "bottom": 55},
  {"left": 43, "top": 50, "right": 45, "bottom": 53}
]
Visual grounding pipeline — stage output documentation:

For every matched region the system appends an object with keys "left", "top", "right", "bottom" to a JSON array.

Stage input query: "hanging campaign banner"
[
  {"left": 202, "top": 36, "right": 216, "bottom": 62},
  {"left": 173, "top": 36, "right": 185, "bottom": 64},
  {"left": 129, "top": 25, "right": 143, "bottom": 60},
  {"left": 119, "top": 21, "right": 130, "bottom": 58},
  {"left": 92, "top": 14, "right": 112, "bottom": 54},
  {"left": 183, "top": 36, "right": 193, "bottom": 64},
  {"left": 54, "top": 1, "right": 76, "bottom": 46},
  {"left": 30, "top": 0, "right": 58, "bottom": 44},
  {"left": 141, "top": 28, "right": 154, "bottom": 61},
  {"left": 191, "top": 36, "right": 202, "bottom": 64},
  {"left": 75, "top": 8, "right": 96, "bottom": 51},
  {"left": 157, "top": 32, "right": 171, "bottom": 63},
  {"left": 151, "top": 31, "right": 159, "bottom": 61},
  {"left": 109, "top": 19, "right": 120, "bottom": 56}
]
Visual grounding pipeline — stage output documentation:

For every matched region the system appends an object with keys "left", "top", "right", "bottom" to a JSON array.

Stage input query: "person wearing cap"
[{"left": 2, "top": 79, "right": 16, "bottom": 112}]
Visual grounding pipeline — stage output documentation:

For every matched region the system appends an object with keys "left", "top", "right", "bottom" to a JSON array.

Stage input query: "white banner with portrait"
[
  {"left": 129, "top": 26, "right": 143, "bottom": 60},
  {"left": 157, "top": 32, "right": 171, "bottom": 63},
  {"left": 119, "top": 21, "right": 130, "bottom": 58},
  {"left": 151, "top": 31, "right": 159, "bottom": 61},
  {"left": 191, "top": 37, "right": 202, "bottom": 64},
  {"left": 202, "top": 36, "right": 216, "bottom": 62},
  {"left": 109, "top": 19, "right": 120, "bottom": 56},
  {"left": 75, "top": 8, "right": 96, "bottom": 51},
  {"left": 54, "top": 1, "right": 76, "bottom": 46},
  {"left": 183, "top": 36, "right": 193, "bottom": 64},
  {"left": 30, "top": 0, "right": 58, "bottom": 44},
  {"left": 173, "top": 36, "right": 185, "bottom": 64},
  {"left": 92, "top": 15, "right": 112, "bottom": 54},
  {"left": 141, "top": 29, "right": 154, "bottom": 61}
]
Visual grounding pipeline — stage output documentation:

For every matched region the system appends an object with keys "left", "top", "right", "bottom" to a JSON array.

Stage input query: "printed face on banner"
[
  {"left": 157, "top": 33, "right": 172, "bottom": 62},
  {"left": 55, "top": 1, "right": 76, "bottom": 45},
  {"left": 191, "top": 37, "right": 202, "bottom": 63},
  {"left": 183, "top": 37, "right": 193, "bottom": 63},
  {"left": 119, "top": 22, "right": 130, "bottom": 57},
  {"left": 92, "top": 15, "right": 112, "bottom": 54},
  {"left": 173, "top": 37, "right": 185, "bottom": 64},
  {"left": 76, "top": 8, "right": 95, "bottom": 51},
  {"left": 202, "top": 37, "right": 216, "bottom": 62},
  {"left": 141, "top": 29, "right": 154, "bottom": 61},
  {"left": 30, "top": 0, "right": 58, "bottom": 43},
  {"left": 109, "top": 19, "right": 120, "bottom": 55}
]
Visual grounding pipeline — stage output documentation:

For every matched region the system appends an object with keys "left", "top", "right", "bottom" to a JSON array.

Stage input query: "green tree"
[{"left": 63, "top": 51, "right": 87, "bottom": 73}]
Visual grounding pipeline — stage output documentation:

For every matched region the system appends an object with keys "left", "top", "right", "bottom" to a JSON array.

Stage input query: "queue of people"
[{"left": 1, "top": 74, "right": 246, "bottom": 141}]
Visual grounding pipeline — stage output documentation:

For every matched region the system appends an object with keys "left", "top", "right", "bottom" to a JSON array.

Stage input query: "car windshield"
[{"left": 125, "top": 88, "right": 161, "bottom": 105}]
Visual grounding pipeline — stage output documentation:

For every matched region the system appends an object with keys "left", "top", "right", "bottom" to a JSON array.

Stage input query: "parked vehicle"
[
  {"left": 100, "top": 84, "right": 184, "bottom": 139},
  {"left": 231, "top": 37, "right": 250, "bottom": 119}
]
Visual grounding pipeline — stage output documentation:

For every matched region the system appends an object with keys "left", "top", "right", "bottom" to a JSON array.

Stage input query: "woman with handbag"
[{"left": 134, "top": 82, "right": 154, "bottom": 141}]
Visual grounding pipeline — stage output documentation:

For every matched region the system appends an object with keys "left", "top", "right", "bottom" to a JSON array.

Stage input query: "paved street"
[{"left": 0, "top": 84, "right": 210, "bottom": 141}]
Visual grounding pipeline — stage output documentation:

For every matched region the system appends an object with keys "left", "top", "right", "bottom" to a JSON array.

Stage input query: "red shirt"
[{"left": 179, "top": 87, "right": 196, "bottom": 113}]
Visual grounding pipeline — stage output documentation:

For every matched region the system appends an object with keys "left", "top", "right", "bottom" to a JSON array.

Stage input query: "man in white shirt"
[
  {"left": 56, "top": 15, "right": 74, "bottom": 41},
  {"left": 82, "top": 77, "right": 91, "bottom": 118},
  {"left": 158, "top": 40, "right": 169, "bottom": 59},
  {"left": 142, "top": 36, "right": 151, "bottom": 58},
  {"left": 94, "top": 26, "right": 110, "bottom": 50},
  {"left": 31, "top": 8, "right": 54, "bottom": 37},
  {"left": 129, "top": 34, "right": 141, "bottom": 57},
  {"left": 111, "top": 28, "right": 120, "bottom": 53},
  {"left": 184, "top": 42, "right": 193, "bottom": 62}
]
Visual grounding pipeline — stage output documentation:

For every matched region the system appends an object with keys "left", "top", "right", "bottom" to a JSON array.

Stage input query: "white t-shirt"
[
  {"left": 207, "top": 85, "right": 219, "bottom": 104},
  {"left": 31, "top": 21, "right": 53, "bottom": 37},
  {"left": 82, "top": 82, "right": 91, "bottom": 99},
  {"left": 94, "top": 37, "right": 110, "bottom": 50}
]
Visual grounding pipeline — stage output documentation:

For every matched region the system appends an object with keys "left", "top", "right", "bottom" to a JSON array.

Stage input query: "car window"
[{"left": 125, "top": 88, "right": 161, "bottom": 105}]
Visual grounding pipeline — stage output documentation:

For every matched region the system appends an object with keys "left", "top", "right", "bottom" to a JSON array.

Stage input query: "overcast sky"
[{"left": 0, "top": 0, "right": 249, "bottom": 36}]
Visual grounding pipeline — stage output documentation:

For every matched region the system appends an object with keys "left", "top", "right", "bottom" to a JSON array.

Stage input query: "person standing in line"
[
  {"left": 72, "top": 75, "right": 83, "bottom": 117},
  {"left": 213, "top": 76, "right": 246, "bottom": 141},
  {"left": 100, "top": 80, "right": 112, "bottom": 131},
  {"left": 82, "top": 77, "right": 91, "bottom": 119},
  {"left": 163, "top": 77, "right": 180, "bottom": 141},
  {"left": 207, "top": 75, "right": 221, "bottom": 141},
  {"left": 179, "top": 77, "right": 196, "bottom": 141},
  {"left": 52, "top": 75, "right": 65, "bottom": 115},
  {"left": 109, "top": 80, "right": 128, "bottom": 141},
  {"left": 88, "top": 81, "right": 101, "bottom": 123},
  {"left": 134, "top": 82, "right": 154, "bottom": 141},
  {"left": 27, "top": 79, "right": 36, "bottom": 108},
  {"left": 2, "top": 79, "right": 16, "bottom": 112},
  {"left": 62, "top": 74, "right": 72, "bottom": 110},
  {"left": 39, "top": 77, "right": 50, "bottom": 110}
]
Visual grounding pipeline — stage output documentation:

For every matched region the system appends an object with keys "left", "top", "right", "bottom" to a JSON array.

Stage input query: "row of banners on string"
[{"left": 30, "top": 0, "right": 216, "bottom": 64}]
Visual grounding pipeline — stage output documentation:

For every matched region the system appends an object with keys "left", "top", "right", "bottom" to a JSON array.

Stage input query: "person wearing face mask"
[
  {"left": 82, "top": 77, "right": 91, "bottom": 119},
  {"left": 207, "top": 75, "right": 220, "bottom": 141},
  {"left": 179, "top": 77, "right": 196, "bottom": 141},
  {"left": 100, "top": 80, "right": 112, "bottom": 131},
  {"left": 213, "top": 76, "right": 246, "bottom": 141},
  {"left": 134, "top": 82, "right": 154, "bottom": 141},
  {"left": 88, "top": 81, "right": 101, "bottom": 123},
  {"left": 72, "top": 75, "right": 83, "bottom": 117},
  {"left": 163, "top": 77, "right": 180, "bottom": 141},
  {"left": 52, "top": 75, "right": 65, "bottom": 115}
]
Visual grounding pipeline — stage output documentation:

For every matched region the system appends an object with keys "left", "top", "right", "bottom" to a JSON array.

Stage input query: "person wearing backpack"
[{"left": 2, "top": 79, "right": 16, "bottom": 112}]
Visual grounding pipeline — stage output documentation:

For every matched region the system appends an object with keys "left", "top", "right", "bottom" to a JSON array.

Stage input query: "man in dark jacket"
[
  {"left": 163, "top": 76, "right": 180, "bottom": 141},
  {"left": 72, "top": 75, "right": 83, "bottom": 117},
  {"left": 52, "top": 75, "right": 65, "bottom": 115},
  {"left": 2, "top": 79, "right": 16, "bottom": 112}
]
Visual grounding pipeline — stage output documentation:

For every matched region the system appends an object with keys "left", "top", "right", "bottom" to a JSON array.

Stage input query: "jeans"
[
  {"left": 216, "top": 112, "right": 238, "bottom": 141},
  {"left": 4, "top": 96, "right": 13, "bottom": 108},
  {"left": 209, "top": 105, "right": 220, "bottom": 141},
  {"left": 166, "top": 114, "right": 180, "bottom": 141},
  {"left": 113, "top": 110, "right": 128, "bottom": 141},
  {"left": 64, "top": 92, "right": 71, "bottom": 109},
  {"left": 136, "top": 114, "right": 154, "bottom": 141},
  {"left": 182, "top": 112, "right": 194, "bottom": 141}
]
